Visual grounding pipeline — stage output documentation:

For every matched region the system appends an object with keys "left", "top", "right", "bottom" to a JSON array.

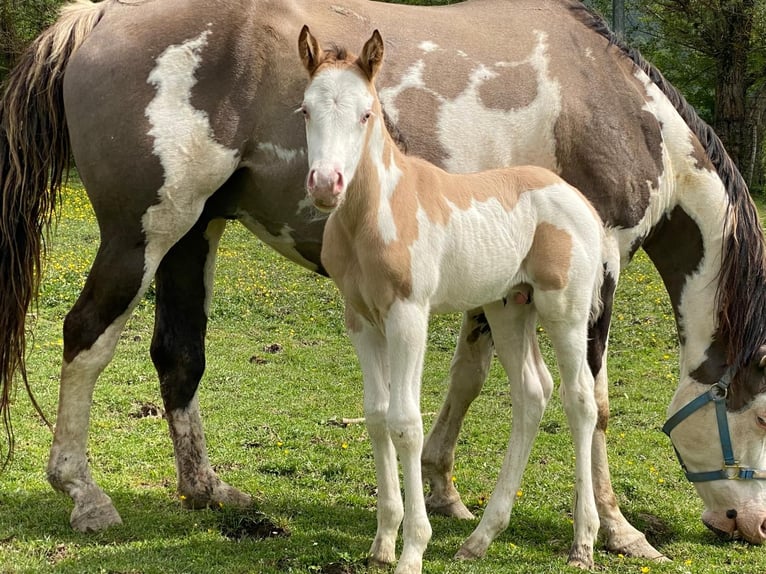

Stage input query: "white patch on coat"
[
  {"left": 380, "top": 32, "right": 562, "bottom": 175},
  {"left": 438, "top": 32, "right": 562, "bottom": 173},
  {"left": 143, "top": 29, "right": 240, "bottom": 292},
  {"left": 369, "top": 120, "right": 403, "bottom": 244},
  {"left": 419, "top": 40, "right": 439, "bottom": 53},
  {"left": 237, "top": 213, "right": 318, "bottom": 270},
  {"left": 634, "top": 68, "right": 727, "bottom": 371},
  {"left": 257, "top": 142, "right": 306, "bottom": 164}
]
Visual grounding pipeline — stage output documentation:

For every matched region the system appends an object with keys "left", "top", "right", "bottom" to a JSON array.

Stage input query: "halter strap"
[{"left": 662, "top": 371, "right": 766, "bottom": 482}]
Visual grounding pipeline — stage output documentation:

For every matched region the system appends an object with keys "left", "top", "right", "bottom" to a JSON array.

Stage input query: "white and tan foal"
[{"left": 299, "top": 26, "right": 614, "bottom": 573}]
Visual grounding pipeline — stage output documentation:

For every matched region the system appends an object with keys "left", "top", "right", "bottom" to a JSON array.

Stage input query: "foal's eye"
[
  {"left": 296, "top": 105, "right": 309, "bottom": 119},
  {"left": 361, "top": 111, "right": 372, "bottom": 124}
]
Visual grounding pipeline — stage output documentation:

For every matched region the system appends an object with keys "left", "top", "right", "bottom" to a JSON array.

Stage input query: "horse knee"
[{"left": 151, "top": 339, "right": 205, "bottom": 410}]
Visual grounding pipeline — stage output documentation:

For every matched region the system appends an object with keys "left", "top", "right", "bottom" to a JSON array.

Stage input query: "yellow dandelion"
[
  {"left": 515, "top": 489, "right": 523, "bottom": 498},
  {"left": 179, "top": 494, "right": 187, "bottom": 501},
  {"left": 641, "top": 567, "right": 650, "bottom": 573},
  {"left": 684, "top": 559, "right": 692, "bottom": 566},
  {"left": 341, "top": 442, "right": 348, "bottom": 449}
]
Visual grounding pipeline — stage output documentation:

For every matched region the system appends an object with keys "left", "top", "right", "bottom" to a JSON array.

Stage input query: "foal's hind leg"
[
  {"left": 423, "top": 309, "right": 494, "bottom": 519},
  {"left": 544, "top": 315, "right": 599, "bottom": 569},
  {"left": 151, "top": 218, "right": 250, "bottom": 510}
]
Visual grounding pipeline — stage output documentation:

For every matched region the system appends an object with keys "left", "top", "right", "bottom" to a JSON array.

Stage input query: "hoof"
[
  {"left": 180, "top": 482, "right": 252, "bottom": 510},
  {"left": 454, "top": 543, "right": 484, "bottom": 561},
  {"left": 367, "top": 556, "right": 393, "bottom": 570},
  {"left": 425, "top": 496, "right": 475, "bottom": 520},
  {"left": 567, "top": 545, "right": 594, "bottom": 570},
  {"left": 608, "top": 534, "right": 668, "bottom": 562},
  {"left": 70, "top": 497, "right": 123, "bottom": 532}
]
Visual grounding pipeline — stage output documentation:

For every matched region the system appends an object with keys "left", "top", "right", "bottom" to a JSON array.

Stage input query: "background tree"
[
  {"left": 587, "top": 0, "right": 766, "bottom": 191},
  {"left": 0, "top": 0, "right": 62, "bottom": 80}
]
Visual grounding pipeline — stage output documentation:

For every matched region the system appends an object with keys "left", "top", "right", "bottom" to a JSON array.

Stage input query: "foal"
[{"left": 299, "top": 26, "right": 613, "bottom": 573}]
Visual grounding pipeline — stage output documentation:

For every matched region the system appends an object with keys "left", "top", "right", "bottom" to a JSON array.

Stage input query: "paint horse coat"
[
  {"left": 299, "top": 26, "right": 617, "bottom": 570},
  {"left": 2, "top": 0, "right": 766, "bottom": 560}
]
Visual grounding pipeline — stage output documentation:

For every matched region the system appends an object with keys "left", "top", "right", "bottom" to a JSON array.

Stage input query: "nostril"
[
  {"left": 760, "top": 518, "right": 766, "bottom": 540},
  {"left": 727, "top": 509, "right": 738, "bottom": 519},
  {"left": 308, "top": 170, "right": 317, "bottom": 190},
  {"left": 334, "top": 171, "right": 344, "bottom": 194}
]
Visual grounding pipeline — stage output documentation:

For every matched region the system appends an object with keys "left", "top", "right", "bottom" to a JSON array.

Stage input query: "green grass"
[{"left": 1, "top": 182, "right": 766, "bottom": 574}]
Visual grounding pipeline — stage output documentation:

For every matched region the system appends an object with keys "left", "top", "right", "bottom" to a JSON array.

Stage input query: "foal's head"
[{"left": 298, "top": 26, "right": 384, "bottom": 212}]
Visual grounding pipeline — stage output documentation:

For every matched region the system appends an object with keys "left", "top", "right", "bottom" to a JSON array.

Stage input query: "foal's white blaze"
[{"left": 303, "top": 67, "right": 374, "bottom": 208}]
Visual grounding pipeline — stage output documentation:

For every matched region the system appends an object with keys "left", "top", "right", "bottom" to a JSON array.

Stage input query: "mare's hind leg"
[
  {"left": 150, "top": 217, "right": 250, "bottom": 509},
  {"left": 423, "top": 309, "right": 494, "bottom": 519},
  {"left": 47, "top": 233, "right": 154, "bottom": 532},
  {"left": 456, "top": 300, "right": 552, "bottom": 559}
]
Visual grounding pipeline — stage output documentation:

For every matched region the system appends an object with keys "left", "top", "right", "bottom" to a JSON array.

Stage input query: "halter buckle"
[
  {"left": 709, "top": 382, "right": 728, "bottom": 402},
  {"left": 723, "top": 463, "right": 743, "bottom": 480}
]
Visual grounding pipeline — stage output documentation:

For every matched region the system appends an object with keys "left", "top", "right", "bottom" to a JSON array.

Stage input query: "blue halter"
[{"left": 662, "top": 371, "right": 766, "bottom": 482}]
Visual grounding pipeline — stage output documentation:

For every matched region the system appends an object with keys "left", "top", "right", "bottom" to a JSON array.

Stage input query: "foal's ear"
[
  {"left": 298, "top": 25, "right": 323, "bottom": 75},
  {"left": 358, "top": 29, "right": 384, "bottom": 80}
]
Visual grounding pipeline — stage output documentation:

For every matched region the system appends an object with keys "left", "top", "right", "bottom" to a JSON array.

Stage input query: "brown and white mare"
[
  {"left": 299, "top": 26, "right": 618, "bottom": 570},
  {"left": 2, "top": 0, "right": 766, "bottom": 559}
]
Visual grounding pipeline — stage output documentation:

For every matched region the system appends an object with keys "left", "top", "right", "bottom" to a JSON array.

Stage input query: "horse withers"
[{"left": 299, "top": 26, "right": 620, "bottom": 571}]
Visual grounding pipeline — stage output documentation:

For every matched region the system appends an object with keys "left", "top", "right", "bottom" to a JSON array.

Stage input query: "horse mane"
[{"left": 571, "top": 4, "right": 766, "bottom": 382}]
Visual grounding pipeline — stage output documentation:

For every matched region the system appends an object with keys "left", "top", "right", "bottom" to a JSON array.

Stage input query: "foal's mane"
[{"left": 571, "top": 5, "right": 766, "bottom": 380}]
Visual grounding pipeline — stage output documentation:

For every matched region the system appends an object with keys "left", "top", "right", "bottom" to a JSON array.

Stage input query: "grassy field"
[{"left": 0, "top": 181, "right": 765, "bottom": 574}]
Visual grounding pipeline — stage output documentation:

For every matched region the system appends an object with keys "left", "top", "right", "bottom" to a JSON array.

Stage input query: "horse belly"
[{"left": 416, "top": 206, "right": 527, "bottom": 314}]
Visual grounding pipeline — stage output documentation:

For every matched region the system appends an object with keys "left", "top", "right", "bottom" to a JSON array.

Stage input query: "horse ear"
[
  {"left": 359, "top": 29, "right": 384, "bottom": 80},
  {"left": 299, "top": 25, "right": 323, "bottom": 75}
]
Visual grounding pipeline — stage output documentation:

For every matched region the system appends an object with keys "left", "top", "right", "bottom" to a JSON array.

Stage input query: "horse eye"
[{"left": 361, "top": 111, "right": 371, "bottom": 124}]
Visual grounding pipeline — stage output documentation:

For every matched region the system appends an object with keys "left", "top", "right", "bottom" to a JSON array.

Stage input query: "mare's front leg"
[
  {"left": 588, "top": 274, "right": 666, "bottom": 560},
  {"left": 47, "top": 226, "right": 160, "bottom": 532},
  {"left": 384, "top": 300, "right": 432, "bottom": 574},
  {"left": 422, "top": 309, "right": 494, "bottom": 519},
  {"left": 150, "top": 217, "right": 251, "bottom": 510},
  {"left": 346, "top": 308, "right": 401, "bottom": 566},
  {"left": 456, "top": 301, "right": 552, "bottom": 559}
]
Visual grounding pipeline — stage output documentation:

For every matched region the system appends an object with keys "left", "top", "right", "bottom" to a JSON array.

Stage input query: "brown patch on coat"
[
  {"left": 524, "top": 222, "right": 573, "bottom": 291},
  {"left": 549, "top": 26, "right": 664, "bottom": 229},
  {"left": 478, "top": 63, "right": 538, "bottom": 111},
  {"left": 418, "top": 49, "right": 476, "bottom": 101},
  {"left": 392, "top": 87, "right": 448, "bottom": 164}
]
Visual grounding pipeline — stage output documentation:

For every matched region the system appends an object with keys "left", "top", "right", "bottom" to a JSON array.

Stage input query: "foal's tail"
[{"left": 0, "top": 0, "right": 106, "bottom": 466}]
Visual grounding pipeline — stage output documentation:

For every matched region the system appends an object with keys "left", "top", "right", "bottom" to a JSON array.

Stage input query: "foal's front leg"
[
  {"left": 347, "top": 308, "right": 401, "bottom": 567},
  {"left": 545, "top": 318, "right": 599, "bottom": 569},
  {"left": 384, "top": 300, "right": 432, "bottom": 574}
]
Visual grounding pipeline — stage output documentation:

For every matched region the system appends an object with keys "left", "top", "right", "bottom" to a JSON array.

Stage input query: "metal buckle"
[
  {"left": 709, "top": 382, "right": 728, "bottom": 402},
  {"left": 723, "top": 464, "right": 742, "bottom": 479}
]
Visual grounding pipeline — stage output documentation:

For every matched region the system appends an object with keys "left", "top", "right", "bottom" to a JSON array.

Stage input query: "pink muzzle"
[{"left": 307, "top": 166, "right": 344, "bottom": 211}]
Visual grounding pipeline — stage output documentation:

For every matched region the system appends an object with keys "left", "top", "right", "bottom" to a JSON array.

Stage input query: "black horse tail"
[{"left": 0, "top": 0, "right": 107, "bottom": 467}]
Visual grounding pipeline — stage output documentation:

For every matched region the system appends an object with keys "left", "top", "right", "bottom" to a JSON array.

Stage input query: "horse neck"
[
  {"left": 340, "top": 111, "right": 411, "bottom": 230},
  {"left": 643, "top": 168, "right": 766, "bottom": 393}
]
